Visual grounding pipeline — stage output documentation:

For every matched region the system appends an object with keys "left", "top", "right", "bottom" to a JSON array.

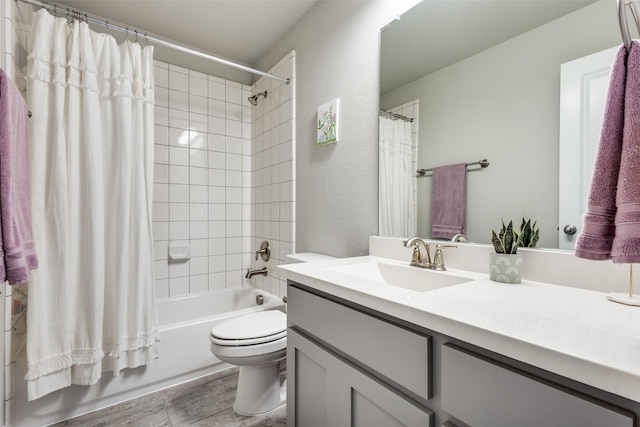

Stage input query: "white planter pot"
[{"left": 489, "top": 252, "right": 522, "bottom": 284}]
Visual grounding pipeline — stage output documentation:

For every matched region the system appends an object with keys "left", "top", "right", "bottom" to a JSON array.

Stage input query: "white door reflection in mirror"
[{"left": 559, "top": 46, "right": 618, "bottom": 250}]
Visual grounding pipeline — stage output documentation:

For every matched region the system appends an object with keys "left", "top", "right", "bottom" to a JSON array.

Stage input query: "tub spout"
[{"left": 246, "top": 267, "right": 268, "bottom": 279}]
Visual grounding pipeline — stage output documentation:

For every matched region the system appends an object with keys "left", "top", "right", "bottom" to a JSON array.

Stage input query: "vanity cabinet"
[
  {"left": 441, "top": 344, "right": 633, "bottom": 427},
  {"left": 288, "top": 329, "right": 433, "bottom": 427},
  {"left": 287, "top": 284, "right": 433, "bottom": 426},
  {"left": 287, "top": 281, "right": 637, "bottom": 427},
  {"left": 287, "top": 283, "right": 431, "bottom": 401}
]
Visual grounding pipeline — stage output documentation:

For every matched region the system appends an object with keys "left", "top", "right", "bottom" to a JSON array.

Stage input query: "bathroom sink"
[{"left": 327, "top": 261, "right": 473, "bottom": 292}]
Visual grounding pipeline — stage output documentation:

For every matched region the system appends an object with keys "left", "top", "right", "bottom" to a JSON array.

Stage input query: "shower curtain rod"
[
  {"left": 15, "top": 0, "right": 290, "bottom": 85},
  {"left": 379, "top": 110, "right": 414, "bottom": 123}
]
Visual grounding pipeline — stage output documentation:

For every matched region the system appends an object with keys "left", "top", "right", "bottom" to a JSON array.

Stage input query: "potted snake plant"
[{"left": 489, "top": 219, "right": 539, "bottom": 284}]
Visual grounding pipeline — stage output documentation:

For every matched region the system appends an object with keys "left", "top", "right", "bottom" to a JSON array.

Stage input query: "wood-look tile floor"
[{"left": 50, "top": 368, "right": 286, "bottom": 427}]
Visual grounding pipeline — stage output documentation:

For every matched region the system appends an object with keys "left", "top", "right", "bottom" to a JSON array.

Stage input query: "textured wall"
[
  {"left": 257, "top": 0, "right": 620, "bottom": 254},
  {"left": 254, "top": 1, "right": 406, "bottom": 258}
]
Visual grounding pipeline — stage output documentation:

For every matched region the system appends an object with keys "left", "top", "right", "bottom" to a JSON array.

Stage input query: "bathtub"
[{"left": 13, "top": 288, "right": 285, "bottom": 427}]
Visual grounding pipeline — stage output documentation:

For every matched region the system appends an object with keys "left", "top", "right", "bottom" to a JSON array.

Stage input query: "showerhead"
[{"left": 248, "top": 91, "right": 268, "bottom": 106}]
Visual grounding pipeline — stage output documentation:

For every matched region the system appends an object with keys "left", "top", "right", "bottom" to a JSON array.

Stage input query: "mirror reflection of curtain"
[{"left": 379, "top": 116, "right": 416, "bottom": 237}]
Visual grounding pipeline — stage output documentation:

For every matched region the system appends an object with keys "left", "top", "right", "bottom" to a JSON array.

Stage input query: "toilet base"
[{"left": 233, "top": 363, "right": 286, "bottom": 416}]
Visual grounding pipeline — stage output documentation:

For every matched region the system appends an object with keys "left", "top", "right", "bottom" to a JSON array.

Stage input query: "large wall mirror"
[{"left": 379, "top": 0, "right": 621, "bottom": 250}]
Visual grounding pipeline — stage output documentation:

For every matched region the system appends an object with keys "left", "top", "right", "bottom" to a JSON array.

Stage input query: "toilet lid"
[{"left": 211, "top": 310, "right": 286, "bottom": 341}]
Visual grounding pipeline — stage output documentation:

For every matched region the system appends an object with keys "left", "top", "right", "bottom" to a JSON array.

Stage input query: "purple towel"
[
  {"left": 0, "top": 68, "right": 38, "bottom": 284},
  {"left": 431, "top": 163, "right": 467, "bottom": 239},
  {"left": 613, "top": 41, "right": 640, "bottom": 263},
  {"left": 575, "top": 45, "right": 628, "bottom": 260}
]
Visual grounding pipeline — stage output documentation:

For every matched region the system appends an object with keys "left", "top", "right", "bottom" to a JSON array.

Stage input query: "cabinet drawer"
[
  {"left": 441, "top": 344, "right": 634, "bottom": 427},
  {"left": 288, "top": 284, "right": 431, "bottom": 400}
]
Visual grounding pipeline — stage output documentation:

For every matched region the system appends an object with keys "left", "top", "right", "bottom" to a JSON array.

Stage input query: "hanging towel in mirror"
[
  {"left": 613, "top": 41, "right": 640, "bottom": 263},
  {"left": 575, "top": 45, "right": 627, "bottom": 261},
  {"left": 431, "top": 163, "right": 467, "bottom": 239},
  {"left": 0, "top": 68, "right": 38, "bottom": 284}
]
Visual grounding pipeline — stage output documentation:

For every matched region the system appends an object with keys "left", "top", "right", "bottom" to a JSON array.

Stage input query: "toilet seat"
[
  {"left": 211, "top": 335, "right": 286, "bottom": 361},
  {"left": 210, "top": 310, "right": 287, "bottom": 346}
]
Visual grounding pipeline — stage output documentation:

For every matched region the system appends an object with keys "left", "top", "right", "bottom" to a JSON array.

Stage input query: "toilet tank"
[{"left": 285, "top": 252, "right": 336, "bottom": 263}]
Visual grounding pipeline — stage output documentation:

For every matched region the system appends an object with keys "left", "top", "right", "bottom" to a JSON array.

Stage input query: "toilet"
[
  {"left": 210, "top": 310, "right": 287, "bottom": 416},
  {"left": 209, "top": 252, "right": 335, "bottom": 416}
]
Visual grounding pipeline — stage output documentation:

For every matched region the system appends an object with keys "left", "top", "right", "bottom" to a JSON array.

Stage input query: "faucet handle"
[
  {"left": 409, "top": 245, "right": 421, "bottom": 264},
  {"left": 432, "top": 244, "right": 457, "bottom": 271},
  {"left": 255, "top": 240, "right": 271, "bottom": 261}
]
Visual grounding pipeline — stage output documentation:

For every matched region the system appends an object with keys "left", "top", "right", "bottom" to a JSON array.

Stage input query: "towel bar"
[{"left": 417, "top": 159, "right": 489, "bottom": 177}]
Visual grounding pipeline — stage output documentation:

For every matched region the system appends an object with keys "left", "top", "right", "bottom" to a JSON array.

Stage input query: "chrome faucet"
[
  {"left": 451, "top": 233, "right": 468, "bottom": 243},
  {"left": 245, "top": 267, "right": 268, "bottom": 279},
  {"left": 403, "top": 238, "right": 433, "bottom": 268},
  {"left": 403, "top": 239, "right": 458, "bottom": 270}
]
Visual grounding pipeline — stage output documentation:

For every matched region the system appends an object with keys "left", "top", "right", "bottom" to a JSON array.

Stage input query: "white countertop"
[{"left": 278, "top": 255, "right": 640, "bottom": 402}]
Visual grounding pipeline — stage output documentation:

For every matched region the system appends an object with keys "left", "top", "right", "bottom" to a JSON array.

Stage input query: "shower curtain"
[
  {"left": 25, "top": 9, "right": 158, "bottom": 400},
  {"left": 379, "top": 116, "right": 416, "bottom": 237}
]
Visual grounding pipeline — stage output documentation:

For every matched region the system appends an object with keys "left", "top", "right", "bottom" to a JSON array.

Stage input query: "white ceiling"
[
  {"left": 53, "top": 0, "right": 317, "bottom": 83},
  {"left": 381, "top": 0, "right": 597, "bottom": 94},
  {"left": 39, "top": 0, "right": 599, "bottom": 88}
]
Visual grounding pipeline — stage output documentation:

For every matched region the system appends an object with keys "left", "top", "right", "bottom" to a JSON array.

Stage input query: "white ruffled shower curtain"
[
  {"left": 26, "top": 9, "right": 159, "bottom": 400},
  {"left": 379, "top": 116, "right": 416, "bottom": 237}
]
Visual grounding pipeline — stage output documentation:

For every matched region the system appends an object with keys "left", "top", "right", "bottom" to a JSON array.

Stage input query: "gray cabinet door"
[
  {"left": 441, "top": 344, "right": 634, "bottom": 427},
  {"left": 338, "top": 362, "right": 433, "bottom": 427},
  {"left": 288, "top": 329, "right": 339, "bottom": 427},
  {"left": 288, "top": 328, "right": 433, "bottom": 427}
]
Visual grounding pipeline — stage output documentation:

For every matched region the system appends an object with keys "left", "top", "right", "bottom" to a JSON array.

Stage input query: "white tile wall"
[
  {"left": 153, "top": 53, "right": 298, "bottom": 299},
  {"left": 4, "top": 0, "right": 31, "bottom": 84},
  {"left": 153, "top": 60, "right": 255, "bottom": 298},
  {"left": 249, "top": 52, "right": 296, "bottom": 298}
]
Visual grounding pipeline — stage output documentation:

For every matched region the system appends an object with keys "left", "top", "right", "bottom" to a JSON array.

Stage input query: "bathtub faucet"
[{"left": 245, "top": 267, "right": 268, "bottom": 279}]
